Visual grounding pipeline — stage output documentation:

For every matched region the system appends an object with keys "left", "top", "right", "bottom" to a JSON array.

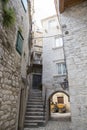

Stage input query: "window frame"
[
  {"left": 21, "top": 0, "right": 28, "bottom": 12},
  {"left": 57, "top": 63, "right": 66, "bottom": 75},
  {"left": 16, "top": 31, "right": 24, "bottom": 55}
]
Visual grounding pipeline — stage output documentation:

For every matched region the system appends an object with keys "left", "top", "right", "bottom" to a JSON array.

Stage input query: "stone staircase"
[{"left": 24, "top": 89, "right": 45, "bottom": 128}]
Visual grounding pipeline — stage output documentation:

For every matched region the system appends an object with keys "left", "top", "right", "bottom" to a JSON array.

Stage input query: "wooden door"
[
  {"left": 57, "top": 97, "right": 64, "bottom": 103},
  {"left": 32, "top": 74, "right": 42, "bottom": 89}
]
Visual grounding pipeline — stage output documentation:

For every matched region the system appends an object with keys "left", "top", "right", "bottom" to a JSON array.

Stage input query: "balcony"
[
  {"left": 34, "top": 45, "right": 42, "bottom": 53},
  {"left": 30, "top": 45, "right": 42, "bottom": 56},
  {"left": 33, "top": 58, "right": 42, "bottom": 65}
]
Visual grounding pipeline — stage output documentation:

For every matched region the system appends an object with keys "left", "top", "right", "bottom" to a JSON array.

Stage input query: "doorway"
[
  {"left": 50, "top": 92, "right": 71, "bottom": 120},
  {"left": 32, "top": 74, "right": 42, "bottom": 90}
]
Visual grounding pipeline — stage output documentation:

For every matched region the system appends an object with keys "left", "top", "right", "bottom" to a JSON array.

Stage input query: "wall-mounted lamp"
[{"left": 60, "top": 78, "right": 68, "bottom": 90}]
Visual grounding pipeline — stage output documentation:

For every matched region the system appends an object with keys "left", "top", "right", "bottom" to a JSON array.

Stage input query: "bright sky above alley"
[{"left": 34, "top": 0, "right": 56, "bottom": 27}]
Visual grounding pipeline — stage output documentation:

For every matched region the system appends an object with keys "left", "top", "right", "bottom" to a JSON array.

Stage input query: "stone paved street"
[
  {"left": 24, "top": 120, "right": 71, "bottom": 130},
  {"left": 24, "top": 113, "right": 71, "bottom": 130}
]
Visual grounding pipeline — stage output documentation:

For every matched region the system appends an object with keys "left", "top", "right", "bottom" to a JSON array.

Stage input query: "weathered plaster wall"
[
  {"left": 61, "top": 1, "right": 87, "bottom": 130},
  {"left": 0, "top": 0, "right": 30, "bottom": 130}
]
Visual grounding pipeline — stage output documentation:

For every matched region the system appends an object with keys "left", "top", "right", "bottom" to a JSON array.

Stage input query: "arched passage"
[{"left": 47, "top": 90, "right": 71, "bottom": 121}]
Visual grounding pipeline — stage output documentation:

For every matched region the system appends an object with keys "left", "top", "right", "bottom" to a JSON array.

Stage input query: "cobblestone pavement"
[{"left": 24, "top": 113, "right": 71, "bottom": 130}]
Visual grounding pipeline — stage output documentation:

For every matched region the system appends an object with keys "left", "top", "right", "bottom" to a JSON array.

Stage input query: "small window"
[
  {"left": 16, "top": 31, "right": 23, "bottom": 55},
  {"left": 57, "top": 97, "right": 64, "bottom": 103},
  {"left": 49, "top": 20, "right": 56, "bottom": 28},
  {"left": 55, "top": 37, "right": 63, "bottom": 47},
  {"left": 57, "top": 63, "right": 66, "bottom": 75},
  {"left": 21, "top": 0, "right": 28, "bottom": 11}
]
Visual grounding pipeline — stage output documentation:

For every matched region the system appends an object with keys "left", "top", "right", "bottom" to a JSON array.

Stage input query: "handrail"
[{"left": 43, "top": 88, "right": 47, "bottom": 121}]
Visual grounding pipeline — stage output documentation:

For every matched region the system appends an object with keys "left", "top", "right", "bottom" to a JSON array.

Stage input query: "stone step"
[
  {"left": 25, "top": 111, "right": 44, "bottom": 116},
  {"left": 28, "top": 99, "right": 43, "bottom": 102},
  {"left": 25, "top": 115, "right": 44, "bottom": 120},
  {"left": 30, "top": 92, "right": 42, "bottom": 94},
  {"left": 29, "top": 95, "right": 42, "bottom": 98},
  {"left": 24, "top": 119, "right": 45, "bottom": 124},
  {"left": 28, "top": 98, "right": 43, "bottom": 103},
  {"left": 24, "top": 121, "right": 45, "bottom": 128},
  {"left": 27, "top": 102, "right": 43, "bottom": 105},
  {"left": 28, "top": 97, "right": 42, "bottom": 100},
  {"left": 27, "top": 104, "right": 43, "bottom": 108},
  {"left": 26, "top": 107, "right": 44, "bottom": 112},
  {"left": 30, "top": 92, "right": 42, "bottom": 95},
  {"left": 24, "top": 123, "right": 38, "bottom": 128},
  {"left": 24, "top": 89, "right": 45, "bottom": 128},
  {"left": 30, "top": 90, "right": 42, "bottom": 93},
  {"left": 29, "top": 93, "right": 42, "bottom": 96}
]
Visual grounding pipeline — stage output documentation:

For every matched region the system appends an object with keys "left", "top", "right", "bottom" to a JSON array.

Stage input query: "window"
[
  {"left": 55, "top": 37, "right": 63, "bottom": 47},
  {"left": 57, "top": 97, "right": 64, "bottom": 103},
  {"left": 49, "top": 20, "right": 56, "bottom": 28},
  {"left": 21, "top": 0, "right": 28, "bottom": 11},
  {"left": 57, "top": 63, "right": 66, "bottom": 75},
  {"left": 16, "top": 31, "right": 23, "bottom": 55}
]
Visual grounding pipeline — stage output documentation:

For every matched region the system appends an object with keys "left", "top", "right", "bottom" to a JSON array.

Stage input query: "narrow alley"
[
  {"left": 24, "top": 120, "right": 71, "bottom": 130},
  {"left": 0, "top": 0, "right": 87, "bottom": 130},
  {"left": 24, "top": 113, "right": 71, "bottom": 130}
]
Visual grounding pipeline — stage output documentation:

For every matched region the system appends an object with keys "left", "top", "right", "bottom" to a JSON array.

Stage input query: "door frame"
[{"left": 31, "top": 73, "right": 42, "bottom": 90}]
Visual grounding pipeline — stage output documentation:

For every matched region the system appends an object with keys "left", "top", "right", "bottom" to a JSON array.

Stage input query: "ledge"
[
  {"left": 52, "top": 46, "right": 63, "bottom": 50},
  {"left": 53, "top": 74, "right": 66, "bottom": 77}
]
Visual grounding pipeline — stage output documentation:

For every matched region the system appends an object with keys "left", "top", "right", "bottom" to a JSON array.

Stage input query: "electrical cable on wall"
[{"left": 32, "top": 34, "right": 63, "bottom": 39}]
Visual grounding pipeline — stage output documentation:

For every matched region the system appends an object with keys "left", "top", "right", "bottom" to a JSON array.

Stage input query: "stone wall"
[
  {"left": 42, "top": 16, "right": 67, "bottom": 100},
  {"left": 0, "top": 43, "right": 21, "bottom": 130},
  {"left": 60, "top": 1, "right": 87, "bottom": 130},
  {"left": 0, "top": 0, "right": 30, "bottom": 130}
]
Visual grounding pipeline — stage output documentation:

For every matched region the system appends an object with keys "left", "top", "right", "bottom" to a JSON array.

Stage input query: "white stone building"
[
  {"left": 42, "top": 15, "right": 69, "bottom": 120},
  {"left": 54, "top": 0, "right": 87, "bottom": 130}
]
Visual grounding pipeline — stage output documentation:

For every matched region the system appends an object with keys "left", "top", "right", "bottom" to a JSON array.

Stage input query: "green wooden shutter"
[{"left": 16, "top": 31, "right": 23, "bottom": 55}]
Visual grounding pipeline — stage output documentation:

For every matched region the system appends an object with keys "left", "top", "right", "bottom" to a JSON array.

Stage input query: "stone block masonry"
[
  {"left": 0, "top": 43, "right": 21, "bottom": 130},
  {"left": 0, "top": 0, "right": 30, "bottom": 130},
  {"left": 60, "top": 1, "right": 87, "bottom": 130}
]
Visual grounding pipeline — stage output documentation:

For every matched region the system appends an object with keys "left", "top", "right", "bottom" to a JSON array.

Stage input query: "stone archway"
[{"left": 45, "top": 87, "right": 71, "bottom": 122}]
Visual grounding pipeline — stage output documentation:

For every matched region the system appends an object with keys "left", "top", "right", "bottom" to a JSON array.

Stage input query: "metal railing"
[{"left": 43, "top": 88, "right": 47, "bottom": 122}]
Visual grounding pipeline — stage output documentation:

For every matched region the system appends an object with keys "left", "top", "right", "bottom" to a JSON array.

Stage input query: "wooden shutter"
[{"left": 16, "top": 31, "right": 23, "bottom": 55}]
